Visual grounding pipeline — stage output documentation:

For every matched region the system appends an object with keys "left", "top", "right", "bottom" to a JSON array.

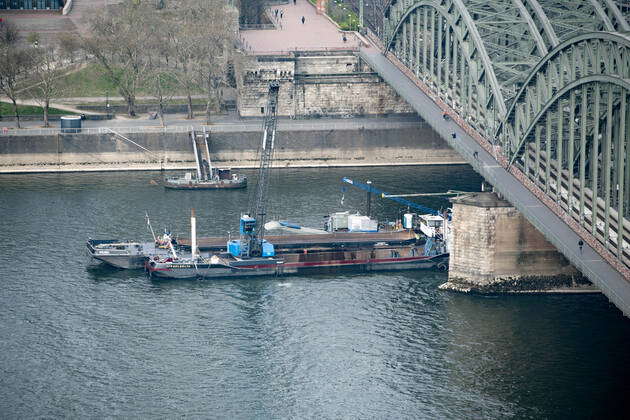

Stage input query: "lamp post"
[{"left": 359, "top": 0, "right": 363, "bottom": 29}]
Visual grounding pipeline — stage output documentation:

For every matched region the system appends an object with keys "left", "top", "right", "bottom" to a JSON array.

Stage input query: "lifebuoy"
[{"left": 437, "top": 262, "right": 448, "bottom": 272}]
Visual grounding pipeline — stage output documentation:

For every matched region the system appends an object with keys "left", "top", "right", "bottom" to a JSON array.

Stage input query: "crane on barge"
[
  {"left": 228, "top": 82, "right": 280, "bottom": 258},
  {"left": 341, "top": 177, "right": 441, "bottom": 216},
  {"left": 342, "top": 177, "right": 452, "bottom": 248}
]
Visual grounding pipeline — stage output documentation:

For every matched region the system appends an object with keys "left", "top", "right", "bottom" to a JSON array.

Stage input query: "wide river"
[{"left": 1, "top": 166, "right": 630, "bottom": 418}]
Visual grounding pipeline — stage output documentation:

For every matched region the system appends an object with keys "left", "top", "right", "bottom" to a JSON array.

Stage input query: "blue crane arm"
[{"left": 342, "top": 177, "right": 439, "bottom": 215}]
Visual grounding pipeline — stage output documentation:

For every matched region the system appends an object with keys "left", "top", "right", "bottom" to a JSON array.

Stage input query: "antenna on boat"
[
  {"left": 146, "top": 211, "right": 157, "bottom": 242},
  {"left": 168, "top": 238, "right": 178, "bottom": 260}
]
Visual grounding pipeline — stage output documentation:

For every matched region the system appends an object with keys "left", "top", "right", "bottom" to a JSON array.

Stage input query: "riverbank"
[{"left": 0, "top": 117, "right": 466, "bottom": 173}]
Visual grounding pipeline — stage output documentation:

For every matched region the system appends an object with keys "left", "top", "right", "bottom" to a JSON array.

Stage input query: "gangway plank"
[{"left": 190, "top": 128, "right": 214, "bottom": 181}]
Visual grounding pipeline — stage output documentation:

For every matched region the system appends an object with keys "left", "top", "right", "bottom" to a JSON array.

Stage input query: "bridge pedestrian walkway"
[{"left": 358, "top": 46, "right": 630, "bottom": 316}]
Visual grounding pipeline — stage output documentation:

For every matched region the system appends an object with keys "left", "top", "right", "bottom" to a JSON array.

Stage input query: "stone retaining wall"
[
  {"left": 237, "top": 51, "right": 413, "bottom": 117},
  {"left": 0, "top": 123, "right": 465, "bottom": 173}
]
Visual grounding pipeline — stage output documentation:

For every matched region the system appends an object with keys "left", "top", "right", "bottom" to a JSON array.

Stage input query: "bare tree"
[
  {"left": 0, "top": 19, "right": 18, "bottom": 46},
  {"left": 148, "top": 70, "right": 177, "bottom": 126},
  {"left": 82, "top": 0, "right": 237, "bottom": 122},
  {"left": 83, "top": 2, "right": 152, "bottom": 117},
  {"left": 157, "top": 0, "right": 238, "bottom": 122},
  {"left": 57, "top": 32, "right": 82, "bottom": 64},
  {"left": 29, "top": 45, "right": 65, "bottom": 128},
  {"left": 166, "top": 22, "right": 200, "bottom": 120},
  {"left": 0, "top": 46, "right": 32, "bottom": 129},
  {"left": 186, "top": 0, "right": 238, "bottom": 123}
]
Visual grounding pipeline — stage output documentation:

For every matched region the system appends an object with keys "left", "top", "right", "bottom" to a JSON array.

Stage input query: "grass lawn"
[
  {"left": 309, "top": 0, "right": 360, "bottom": 30},
  {"left": 51, "top": 63, "right": 120, "bottom": 97},
  {"left": 21, "top": 63, "right": 198, "bottom": 99},
  {"left": 0, "top": 102, "right": 67, "bottom": 117}
]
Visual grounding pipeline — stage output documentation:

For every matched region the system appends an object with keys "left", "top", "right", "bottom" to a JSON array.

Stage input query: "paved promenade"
[
  {"left": 239, "top": 0, "right": 361, "bottom": 54},
  {"left": 0, "top": 113, "right": 423, "bottom": 133}
]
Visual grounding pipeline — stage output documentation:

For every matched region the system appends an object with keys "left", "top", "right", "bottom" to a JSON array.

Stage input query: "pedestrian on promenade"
[
  {"left": 280, "top": 10, "right": 284, "bottom": 19},
  {"left": 578, "top": 239, "right": 584, "bottom": 254},
  {"left": 275, "top": 9, "right": 278, "bottom": 17},
  {"left": 301, "top": 16, "right": 305, "bottom": 24},
  {"left": 342, "top": 34, "right": 347, "bottom": 42},
  {"left": 293, "top": 0, "right": 296, "bottom": 4}
]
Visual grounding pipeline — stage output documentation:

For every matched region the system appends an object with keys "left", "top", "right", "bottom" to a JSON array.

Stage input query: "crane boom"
[
  {"left": 341, "top": 177, "right": 439, "bottom": 215},
  {"left": 234, "top": 82, "right": 280, "bottom": 258}
]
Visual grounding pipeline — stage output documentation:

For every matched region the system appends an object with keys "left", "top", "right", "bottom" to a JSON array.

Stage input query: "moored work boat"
[
  {"left": 87, "top": 215, "right": 205, "bottom": 269},
  {"left": 163, "top": 169, "right": 247, "bottom": 190},
  {"left": 163, "top": 127, "right": 246, "bottom": 190},
  {"left": 87, "top": 233, "right": 177, "bottom": 269}
]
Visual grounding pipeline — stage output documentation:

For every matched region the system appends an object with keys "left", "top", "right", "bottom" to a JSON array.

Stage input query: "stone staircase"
[
  {"left": 1, "top": 9, "right": 78, "bottom": 46},
  {"left": 68, "top": 0, "right": 115, "bottom": 33}
]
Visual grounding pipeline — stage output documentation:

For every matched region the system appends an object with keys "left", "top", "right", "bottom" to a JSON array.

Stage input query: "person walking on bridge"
[{"left": 301, "top": 16, "right": 305, "bottom": 24}]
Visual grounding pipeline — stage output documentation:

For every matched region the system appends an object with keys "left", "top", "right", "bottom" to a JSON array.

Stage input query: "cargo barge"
[
  {"left": 146, "top": 246, "right": 448, "bottom": 279},
  {"left": 87, "top": 228, "right": 427, "bottom": 270},
  {"left": 145, "top": 209, "right": 449, "bottom": 280}
]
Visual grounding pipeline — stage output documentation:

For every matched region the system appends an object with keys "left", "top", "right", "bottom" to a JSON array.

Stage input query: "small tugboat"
[
  {"left": 87, "top": 214, "right": 179, "bottom": 269},
  {"left": 87, "top": 237, "right": 173, "bottom": 269},
  {"left": 163, "top": 127, "right": 246, "bottom": 190}
]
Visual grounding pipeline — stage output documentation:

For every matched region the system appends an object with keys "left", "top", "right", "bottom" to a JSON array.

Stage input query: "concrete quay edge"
[{"left": 0, "top": 160, "right": 468, "bottom": 174}]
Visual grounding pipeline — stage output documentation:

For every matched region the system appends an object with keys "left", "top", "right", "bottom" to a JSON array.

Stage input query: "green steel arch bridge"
[{"left": 358, "top": 0, "right": 630, "bottom": 313}]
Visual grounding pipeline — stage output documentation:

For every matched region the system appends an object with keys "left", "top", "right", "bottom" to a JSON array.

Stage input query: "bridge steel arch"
[
  {"left": 496, "top": 33, "right": 630, "bottom": 265},
  {"left": 382, "top": 2, "right": 630, "bottom": 277},
  {"left": 382, "top": 0, "right": 630, "bottom": 138},
  {"left": 384, "top": 0, "right": 510, "bottom": 137},
  {"left": 384, "top": 0, "right": 629, "bottom": 124}
]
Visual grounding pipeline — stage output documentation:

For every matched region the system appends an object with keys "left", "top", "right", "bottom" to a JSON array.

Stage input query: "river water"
[{"left": 1, "top": 166, "right": 630, "bottom": 418}]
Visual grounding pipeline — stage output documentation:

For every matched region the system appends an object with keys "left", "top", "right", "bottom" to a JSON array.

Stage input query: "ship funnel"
[{"left": 191, "top": 208, "right": 197, "bottom": 260}]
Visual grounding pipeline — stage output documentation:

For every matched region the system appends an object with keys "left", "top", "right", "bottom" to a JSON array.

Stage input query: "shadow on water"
[{"left": 85, "top": 264, "right": 144, "bottom": 282}]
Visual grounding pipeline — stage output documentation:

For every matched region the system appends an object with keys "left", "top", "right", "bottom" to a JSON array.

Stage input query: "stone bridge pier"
[{"left": 441, "top": 192, "right": 594, "bottom": 294}]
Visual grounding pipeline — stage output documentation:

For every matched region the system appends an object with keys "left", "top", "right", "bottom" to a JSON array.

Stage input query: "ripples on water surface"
[{"left": 1, "top": 166, "right": 630, "bottom": 418}]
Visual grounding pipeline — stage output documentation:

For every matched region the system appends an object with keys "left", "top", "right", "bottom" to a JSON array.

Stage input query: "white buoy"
[{"left": 191, "top": 208, "right": 197, "bottom": 260}]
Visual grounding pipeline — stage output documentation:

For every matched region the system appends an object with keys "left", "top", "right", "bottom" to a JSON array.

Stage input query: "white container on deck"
[
  {"left": 331, "top": 211, "right": 350, "bottom": 230},
  {"left": 403, "top": 213, "right": 414, "bottom": 229},
  {"left": 348, "top": 215, "right": 378, "bottom": 232}
]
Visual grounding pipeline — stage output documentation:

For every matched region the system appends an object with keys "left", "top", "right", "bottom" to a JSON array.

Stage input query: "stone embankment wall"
[
  {"left": 237, "top": 51, "right": 414, "bottom": 117},
  {"left": 0, "top": 123, "right": 464, "bottom": 173},
  {"left": 441, "top": 192, "right": 592, "bottom": 293}
]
